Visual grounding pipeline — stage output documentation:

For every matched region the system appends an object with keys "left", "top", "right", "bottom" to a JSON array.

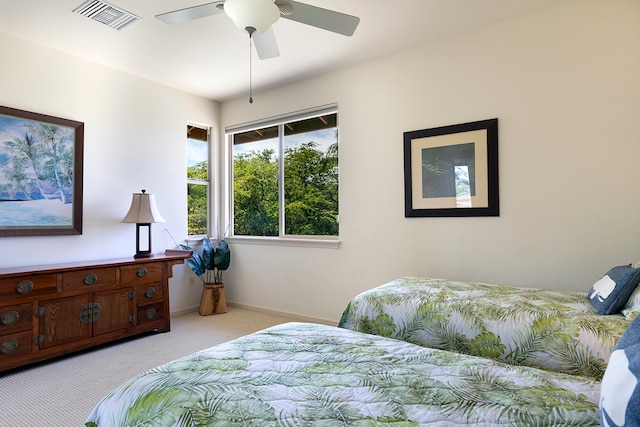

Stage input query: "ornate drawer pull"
[
  {"left": 144, "top": 287, "right": 156, "bottom": 298},
  {"left": 78, "top": 303, "right": 103, "bottom": 324},
  {"left": 1, "top": 311, "right": 20, "bottom": 326},
  {"left": 83, "top": 273, "right": 98, "bottom": 285},
  {"left": 1, "top": 339, "right": 19, "bottom": 354},
  {"left": 16, "top": 280, "right": 34, "bottom": 295},
  {"left": 146, "top": 307, "right": 157, "bottom": 320},
  {"left": 136, "top": 267, "right": 148, "bottom": 277}
]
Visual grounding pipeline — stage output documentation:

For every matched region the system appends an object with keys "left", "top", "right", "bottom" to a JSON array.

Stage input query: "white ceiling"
[{"left": 0, "top": 0, "right": 570, "bottom": 102}]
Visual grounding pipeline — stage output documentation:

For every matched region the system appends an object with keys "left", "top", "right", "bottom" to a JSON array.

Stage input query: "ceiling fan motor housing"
[{"left": 224, "top": 0, "right": 280, "bottom": 34}]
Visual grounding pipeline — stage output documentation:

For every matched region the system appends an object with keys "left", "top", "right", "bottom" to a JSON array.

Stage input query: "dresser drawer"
[
  {"left": 121, "top": 263, "right": 162, "bottom": 285},
  {"left": 62, "top": 267, "right": 117, "bottom": 291},
  {"left": 0, "top": 330, "right": 32, "bottom": 359},
  {"left": 0, "top": 274, "right": 57, "bottom": 301},
  {"left": 137, "top": 283, "right": 164, "bottom": 305},
  {"left": 137, "top": 302, "right": 164, "bottom": 327},
  {"left": 0, "top": 303, "right": 33, "bottom": 335}
]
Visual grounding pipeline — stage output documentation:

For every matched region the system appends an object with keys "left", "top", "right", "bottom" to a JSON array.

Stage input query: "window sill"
[
  {"left": 184, "top": 236, "right": 206, "bottom": 246},
  {"left": 226, "top": 235, "right": 341, "bottom": 249}
]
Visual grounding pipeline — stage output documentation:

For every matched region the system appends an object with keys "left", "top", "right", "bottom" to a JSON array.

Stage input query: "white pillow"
[{"left": 622, "top": 286, "right": 640, "bottom": 320}]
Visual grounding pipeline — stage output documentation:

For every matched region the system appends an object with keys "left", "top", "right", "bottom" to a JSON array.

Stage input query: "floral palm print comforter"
[
  {"left": 338, "top": 277, "right": 630, "bottom": 381},
  {"left": 86, "top": 322, "right": 600, "bottom": 426}
]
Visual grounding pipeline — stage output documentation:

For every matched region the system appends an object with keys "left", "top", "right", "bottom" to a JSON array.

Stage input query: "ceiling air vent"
[{"left": 73, "top": 0, "right": 141, "bottom": 31}]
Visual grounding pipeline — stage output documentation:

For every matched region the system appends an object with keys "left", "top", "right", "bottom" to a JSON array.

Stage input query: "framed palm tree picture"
[
  {"left": 0, "top": 106, "right": 84, "bottom": 236},
  {"left": 404, "top": 118, "right": 499, "bottom": 217}
]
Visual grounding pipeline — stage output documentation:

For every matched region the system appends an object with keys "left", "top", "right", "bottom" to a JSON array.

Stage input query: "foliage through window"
[
  {"left": 187, "top": 124, "right": 209, "bottom": 236},
  {"left": 230, "top": 109, "right": 338, "bottom": 238}
]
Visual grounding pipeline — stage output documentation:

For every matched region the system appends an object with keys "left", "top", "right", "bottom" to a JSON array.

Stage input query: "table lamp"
[{"left": 122, "top": 189, "right": 165, "bottom": 258}]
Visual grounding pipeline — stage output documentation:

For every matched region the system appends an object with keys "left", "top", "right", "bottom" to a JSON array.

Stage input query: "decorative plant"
[{"left": 180, "top": 236, "right": 230, "bottom": 284}]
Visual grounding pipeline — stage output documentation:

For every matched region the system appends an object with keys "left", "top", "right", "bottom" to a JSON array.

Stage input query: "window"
[
  {"left": 229, "top": 107, "right": 339, "bottom": 239},
  {"left": 187, "top": 124, "right": 209, "bottom": 236}
]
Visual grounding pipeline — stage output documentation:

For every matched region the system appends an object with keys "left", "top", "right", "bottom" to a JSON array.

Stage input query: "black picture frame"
[
  {"left": 0, "top": 106, "right": 84, "bottom": 236},
  {"left": 404, "top": 118, "right": 498, "bottom": 217}
]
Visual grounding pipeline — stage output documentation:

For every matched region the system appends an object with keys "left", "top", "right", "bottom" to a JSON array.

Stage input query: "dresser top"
[{"left": 0, "top": 250, "right": 192, "bottom": 276}]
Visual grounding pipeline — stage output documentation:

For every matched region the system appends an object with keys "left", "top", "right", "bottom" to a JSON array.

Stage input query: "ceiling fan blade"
[
  {"left": 254, "top": 27, "right": 280, "bottom": 59},
  {"left": 155, "top": 1, "right": 225, "bottom": 25},
  {"left": 277, "top": 0, "right": 359, "bottom": 36}
]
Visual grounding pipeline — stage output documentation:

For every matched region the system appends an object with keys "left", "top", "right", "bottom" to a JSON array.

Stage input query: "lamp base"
[
  {"left": 134, "top": 252, "right": 154, "bottom": 258},
  {"left": 133, "top": 223, "right": 153, "bottom": 259}
]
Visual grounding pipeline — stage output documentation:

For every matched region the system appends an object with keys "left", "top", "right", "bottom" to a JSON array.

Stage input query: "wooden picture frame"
[
  {"left": 404, "top": 118, "right": 498, "bottom": 217},
  {"left": 0, "top": 106, "right": 84, "bottom": 236}
]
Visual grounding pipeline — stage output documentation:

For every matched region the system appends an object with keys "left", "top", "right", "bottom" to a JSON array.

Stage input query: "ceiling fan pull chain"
[{"left": 248, "top": 30, "right": 254, "bottom": 104}]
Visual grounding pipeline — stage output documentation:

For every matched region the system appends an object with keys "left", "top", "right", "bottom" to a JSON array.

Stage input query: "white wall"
[
  {"left": 1, "top": 0, "right": 638, "bottom": 324},
  {"left": 220, "top": 0, "right": 640, "bottom": 323},
  {"left": 0, "top": 31, "right": 219, "bottom": 313}
]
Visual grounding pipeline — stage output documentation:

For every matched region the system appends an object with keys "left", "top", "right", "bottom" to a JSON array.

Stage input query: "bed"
[
  {"left": 85, "top": 322, "right": 601, "bottom": 426},
  {"left": 337, "top": 277, "right": 631, "bottom": 381}
]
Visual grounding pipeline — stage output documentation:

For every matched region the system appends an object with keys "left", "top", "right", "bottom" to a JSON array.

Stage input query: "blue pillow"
[
  {"left": 588, "top": 265, "right": 640, "bottom": 315},
  {"left": 600, "top": 315, "right": 640, "bottom": 426}
]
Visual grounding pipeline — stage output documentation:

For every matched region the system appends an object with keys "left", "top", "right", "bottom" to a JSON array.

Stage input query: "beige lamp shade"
[{"left": 122, "top": 190, "right": 165, "bottom": 224}]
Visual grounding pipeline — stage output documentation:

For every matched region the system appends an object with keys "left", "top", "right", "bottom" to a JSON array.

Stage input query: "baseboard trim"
[
  {"left": 227, "top": 301, "right": 336, "bottom": 326},
  {"left": 171, "top": 306, "right": 199, "bottom": 317},
  {"left": 171, "top": 302, "right": 336, "bottom": 326}
]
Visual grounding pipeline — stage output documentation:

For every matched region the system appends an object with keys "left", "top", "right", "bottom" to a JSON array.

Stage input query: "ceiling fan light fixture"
[{"left": 224, "top": 0, "right": 279, "bottom": 34}]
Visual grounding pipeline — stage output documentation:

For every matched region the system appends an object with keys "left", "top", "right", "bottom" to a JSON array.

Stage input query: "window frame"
[
  {"left": 186, "top": 122, "right": 211, "bottom": 239},
  {"left": 225, "top": 105, "right": 340, "bottom": 248}
]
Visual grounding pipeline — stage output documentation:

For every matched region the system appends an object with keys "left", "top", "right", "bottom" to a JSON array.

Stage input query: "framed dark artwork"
[
  {"left": 404, "top": 118, "right": 498, "bottom": 217},
  {"left": 0, "top": 106, "right": 84, "bottom": 236}
]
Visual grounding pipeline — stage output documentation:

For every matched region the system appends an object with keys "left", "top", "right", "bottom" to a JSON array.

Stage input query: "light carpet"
[{"left": 0, "top": 307, "right": 295, "bottom": 427}]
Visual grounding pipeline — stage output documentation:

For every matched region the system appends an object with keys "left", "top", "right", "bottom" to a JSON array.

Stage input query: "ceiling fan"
[{"left": 155, "top": 0, "right": 360, "bottom": 60}]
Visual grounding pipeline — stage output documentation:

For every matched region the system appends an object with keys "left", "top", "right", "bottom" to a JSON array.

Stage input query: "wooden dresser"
[{"left": 0, "top": 250, "right": 191, "bottom": 373}]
